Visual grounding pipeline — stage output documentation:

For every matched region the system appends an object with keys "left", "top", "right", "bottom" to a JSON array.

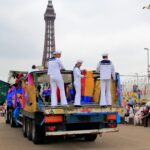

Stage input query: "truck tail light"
[
  {"left": 47, "top": 126, "right": 56, "bottom": 131},
  {"left": 45, "top": 115, "right": 63, "bottom": 123},
  {"left": 108, "top": 123, "right": 117, "bottom": 128},
  {"left": 106, "top": 114, "right": 116, "bottom": 121}
]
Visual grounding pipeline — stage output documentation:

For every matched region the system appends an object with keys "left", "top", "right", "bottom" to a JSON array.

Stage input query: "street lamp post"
[
  {"left": 144, "top": 48, "right": 150, "bottom": 83},
  {"left": 135, "top": 73, "right": 140, "bottom": 103},
  {"left": 135, "top": 73, "right": 139, "bottom": 88}
]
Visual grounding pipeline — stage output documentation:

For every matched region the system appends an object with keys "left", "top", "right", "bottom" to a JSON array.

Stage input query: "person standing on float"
[
  {"left": 47, "top": 50, "right": 68, "bottom": 106},
  {"left": 96, "top": 53, "right": 116, "bottom": 106},
  {"left": 73, "top": 60, "right": 84, "bottom": 106}
]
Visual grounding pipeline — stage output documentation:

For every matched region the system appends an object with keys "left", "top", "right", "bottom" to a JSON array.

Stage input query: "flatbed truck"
[{"left": 5, "top": 70, "right": 120, "bottom": 144}]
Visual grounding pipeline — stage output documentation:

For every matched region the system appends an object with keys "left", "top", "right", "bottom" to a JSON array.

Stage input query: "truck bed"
[{"left": 41, "top": 104, "right": 123, "bottom": 115}]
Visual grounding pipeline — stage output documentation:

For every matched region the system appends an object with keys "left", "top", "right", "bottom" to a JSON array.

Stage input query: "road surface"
[{"left": 0, "top": 117, "right": 150, "bottom": 150}]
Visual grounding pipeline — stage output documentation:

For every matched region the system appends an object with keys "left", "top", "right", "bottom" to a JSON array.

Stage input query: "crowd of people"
[{"left": 122, "top": 97, "right": 150, "bottom": 127}]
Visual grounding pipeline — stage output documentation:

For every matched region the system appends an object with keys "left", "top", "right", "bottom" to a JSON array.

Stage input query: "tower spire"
[
  {"left": 42, "top": 0, "right": 56, "bottom": 68},
  {"left": 48, "top": 0, "right": 52, "bottom": 6}
]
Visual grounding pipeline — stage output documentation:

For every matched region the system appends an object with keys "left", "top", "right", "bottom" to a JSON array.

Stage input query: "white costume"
[
  {"left": 48, "top": 54, "right": 67, "bottom": 106},
  {"left": 134, "top": 107, "right": 143, "bottom": 125},
  {"left": 96, "top": 54, "right": 115, "bottom": 106},
  {"left": 73, "top": 66, "right": 84, "bottom": 105},
  {"left": 124, "top": 105, "right": 134, "bottom": 123}
]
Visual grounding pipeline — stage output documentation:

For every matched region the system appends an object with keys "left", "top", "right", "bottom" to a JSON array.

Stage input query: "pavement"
[{"left": 0, "top": 116, "right": 150, "bottom": 150}]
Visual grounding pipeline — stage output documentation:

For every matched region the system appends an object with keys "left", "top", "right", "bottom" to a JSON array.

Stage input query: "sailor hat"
[
  {"left": 76, "top": 60, "right": 83, "bottom": 64},
  {"left": 53, "top": 50, "right": 62, "bottom": 55},
  {"left": 102, "top": 53, "right": 108, "bottom": 57}
]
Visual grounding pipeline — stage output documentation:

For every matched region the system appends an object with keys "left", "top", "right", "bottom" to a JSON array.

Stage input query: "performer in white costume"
[
  {"left": 96, "top": 53, "right": 115, "bottom": 106},
  {"left": 73, "top": 60, "right": 84, "bottom": 106},
  {"left": 47, "top": 50, "right": 68, "bottom": 106}
]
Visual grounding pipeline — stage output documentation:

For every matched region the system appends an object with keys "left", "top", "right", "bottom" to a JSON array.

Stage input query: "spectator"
[
  {"left": 124, "top": 104, "right": 134, "bottom": 124},
  {"left": 28, "top": 65, "right": 39, "bottom": 73},
  {"left": 143, "top": 102, "right": 150, "bottom": 127},
  {"left": 134, "top": 107, "right": 143, "bottom": 126},
  {"left": 122, "top": 97, "right": 128, "bottom": 107},
  {"left": 128, "top": 97, "right": 135, "bottom": 112}
]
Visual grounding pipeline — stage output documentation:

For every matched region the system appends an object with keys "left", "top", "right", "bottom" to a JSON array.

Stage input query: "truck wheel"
[
  {"left": 22, "top": 116, "right": 27, "bottom": 137},
  {"left": 5, "top": 110, "right": 10, "bottom": 124},
  {"left": 32, "top": 120, "right": 44, "bottom": 144},
  {"left": 26, "top": 118, "right": 32, "bottom": 141},
  {"left": 84, "top": 134, "right": 97, "bottom": 141},
  {"left": 10, "top": 111, "right": 16, "bottom": 127}
]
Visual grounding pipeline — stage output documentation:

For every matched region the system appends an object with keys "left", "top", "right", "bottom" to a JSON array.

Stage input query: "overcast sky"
[{"left": 0, "top": 0, "right": 150, "bottom": 81}]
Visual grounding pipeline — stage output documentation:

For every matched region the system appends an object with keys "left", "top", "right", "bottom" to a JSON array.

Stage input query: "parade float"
[{"left": 4, "top": 69, "right": 121, "bottom": 144}]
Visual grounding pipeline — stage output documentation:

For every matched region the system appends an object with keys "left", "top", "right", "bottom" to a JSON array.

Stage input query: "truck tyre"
[
  {"left": 32, "top": 120, "right": 44, "bottom": 144},
  {"left": 22, "top": 116, "right": 27, "bottom": 137},
  {"left": 84, "top": 134, "right": 97, "bottom": 141},
  {"left": 10, "top": 111, "right": 16, "bottom": 127},
  {"left": 5, "top": 110, "right": 10, "bottom": 124},
  {"left": 26, "top": 118, "right": 32, "bottom": 141}
]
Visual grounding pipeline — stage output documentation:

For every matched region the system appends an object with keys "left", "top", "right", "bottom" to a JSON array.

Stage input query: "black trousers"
[{"left": 144, "top": 113, "right": 150, "bottom": 127}]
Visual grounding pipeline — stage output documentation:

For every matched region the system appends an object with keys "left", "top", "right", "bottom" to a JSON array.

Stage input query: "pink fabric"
[
  {"left": 22, "top": 88, "right": 26, "bottom": 109},
  {"left": 27, "top": 73, "right": 34, "bottom": 86},
  {"left": 13, "top": 94, "right": 18, "bottom": 108}
]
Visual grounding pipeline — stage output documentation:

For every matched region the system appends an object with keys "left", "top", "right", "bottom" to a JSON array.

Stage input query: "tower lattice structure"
[{"left": 42, "top": 0, "right": 56, "bottom": 68}]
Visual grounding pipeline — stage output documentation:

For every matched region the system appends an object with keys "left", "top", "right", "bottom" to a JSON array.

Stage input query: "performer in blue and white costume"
[
  {"left": 96, "top": 53, "right": 116, "bottom": 106},
  {"left": 48, "top": 50, "right": 67, "bottom": 106}
]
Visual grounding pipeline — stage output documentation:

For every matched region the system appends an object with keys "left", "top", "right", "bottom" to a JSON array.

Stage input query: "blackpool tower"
[{"left": 42, "top": 0, "right": 56, "bottom": 68}]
